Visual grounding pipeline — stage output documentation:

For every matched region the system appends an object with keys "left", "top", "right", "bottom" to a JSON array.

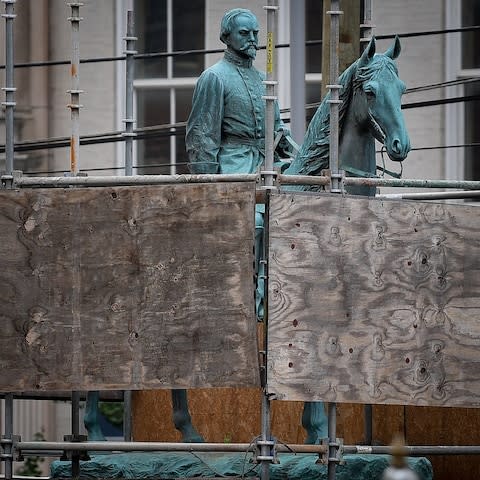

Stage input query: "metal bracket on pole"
[
  {"left": 259, "top": 170, "right": 279, "bottom": 191},
  {"left": 60, "top": 435, "right": 90, "bottom": 462},
  {"left": 1, "top": 169, "right": 21, "bottom": 189},
  {"left": 321, "top": 169, "right": 345, "bottom": 194},
  {"left": 0, "top": 435, "right": 21, "bottom": 463},
  {"left": 317, "top": 437, "right": 344, "bottom": 466},
  {"left": 255, "top": 438, "right": 279, "bottom": 464}
]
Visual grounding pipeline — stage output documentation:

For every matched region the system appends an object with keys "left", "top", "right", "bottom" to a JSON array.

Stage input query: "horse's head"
[{"left": 353, "top": 36, "right": 411, "bottom": 162}]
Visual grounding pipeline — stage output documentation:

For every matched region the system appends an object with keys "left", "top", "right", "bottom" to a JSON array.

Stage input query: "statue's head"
[{"left": 220, "top": 8, "right": 259, "bottom": 59}]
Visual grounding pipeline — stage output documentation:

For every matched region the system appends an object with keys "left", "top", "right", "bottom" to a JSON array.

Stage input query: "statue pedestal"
[{"left": 51, "top": 452, "right": 433, "bottom": 480}]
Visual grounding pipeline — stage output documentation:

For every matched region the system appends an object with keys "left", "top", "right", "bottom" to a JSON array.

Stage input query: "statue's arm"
[{"left": 185, "top": 70, "right": 224, "bottom": 174}]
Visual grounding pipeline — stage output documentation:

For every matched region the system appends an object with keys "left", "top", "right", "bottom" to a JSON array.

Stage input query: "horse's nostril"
[{"left": 392, "top": 139, "right": 401, "bottom": 154}]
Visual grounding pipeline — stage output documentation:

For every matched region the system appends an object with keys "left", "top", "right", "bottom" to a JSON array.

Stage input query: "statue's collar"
[{"left": 224, "top": 49, "right": 253, "bottom": 68}]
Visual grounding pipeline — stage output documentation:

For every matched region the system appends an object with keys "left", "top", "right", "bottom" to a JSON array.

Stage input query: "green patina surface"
[{"left": 51, "top": 452, "right": 432, "bottom": 480}]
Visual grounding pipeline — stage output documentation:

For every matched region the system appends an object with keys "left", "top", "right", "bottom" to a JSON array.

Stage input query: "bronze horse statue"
[{"left": 85, "top": 36, "right": 410, "bottom": 445}]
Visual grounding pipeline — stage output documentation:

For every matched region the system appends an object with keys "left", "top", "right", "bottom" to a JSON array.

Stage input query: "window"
[
  {"left": 134, "top": 0, "right": 205, "bottom": 174},
  {"left": 305, "top": 0, "right": 323, "bottom": 115},
  {"left": 306, "top": 0, "right": 323, "bottom": 74}
]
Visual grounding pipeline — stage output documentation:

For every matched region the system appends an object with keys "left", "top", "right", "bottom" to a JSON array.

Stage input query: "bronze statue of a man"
[
  {"left": 186, "top": 8, "right": 291, "bottom": 174},
  {"left": 186, "top": 8, "right": 292, "bottom": 319}
]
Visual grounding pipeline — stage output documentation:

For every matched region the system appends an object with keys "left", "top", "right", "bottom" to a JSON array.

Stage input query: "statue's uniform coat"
[{"left": 186, "top": 49, "right": 287, "bottom": 175}]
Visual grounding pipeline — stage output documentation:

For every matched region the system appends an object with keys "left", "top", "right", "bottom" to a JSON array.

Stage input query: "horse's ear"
[
  {"left": 385, "top": 35, "right": 401, "bottom": 59},
  {"left": 358, "top": 36, "right": 376, "bottom": 67}
]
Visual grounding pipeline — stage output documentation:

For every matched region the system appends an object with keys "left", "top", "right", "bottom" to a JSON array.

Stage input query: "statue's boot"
[
  {"left": 302, "top": 401, "right": 328, "bottom": 444},
  {"left": 172, "top": 389, "right": 204, "bottom": 443},
  {"left": 84, "top": 391, "right": 107, "bottom": 441}
]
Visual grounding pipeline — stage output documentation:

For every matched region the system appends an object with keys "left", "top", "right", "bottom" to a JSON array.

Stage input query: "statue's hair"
[{"left": 220, "top": 8, "right": 257, "bottom": 45}]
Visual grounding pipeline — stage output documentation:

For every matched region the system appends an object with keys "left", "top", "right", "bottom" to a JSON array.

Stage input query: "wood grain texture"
[
  {"left": 268, "top": 192, "right": 480, "bottom": 407},
  {"left": 0, "top": 183, "right": 259, "bottom": 391}
]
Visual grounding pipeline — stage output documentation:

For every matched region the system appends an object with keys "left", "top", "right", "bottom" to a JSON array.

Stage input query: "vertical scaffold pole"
[
  {"left": 326, "top": 1, "right": 342, "bottom": 477},
  {"left": 361, "top": 0, "right": 373, "bottom": 446},
  {"left": 67, "top": 2, "right": 83, "bottom": 175},
  {"left": 326, "top": 0, "right": 342, "bottom": 193},
  {"left": 360, "top": 0, "right": 373, "bottom": 52},
  {"left": 123, "top": 390, "right": 133, "bottom": 442},
  {"left": 123, "top": 10, "right": 137, "bottom": 176},
  {"left": 327, "top": 402, "right": 338, "bottom": 480},
  {"left": 2, "top": 0, "right": 16, "bottom": 176},
  {"left": 3, "top": 393, "right": 14, "bottom": 480},
  {"left": 70, "top": 391, "right": 81, "bottom": 479},
  {"left": 262, "top": 0, "right": 278, "bottom": 189},
  {"left": 259, "top": 5, "right": 278, "bottom": 480}
]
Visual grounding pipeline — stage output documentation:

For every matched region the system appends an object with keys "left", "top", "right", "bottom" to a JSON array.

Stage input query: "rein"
[{"left": 344, "top": 150, "right": 404, "bottom": 179}]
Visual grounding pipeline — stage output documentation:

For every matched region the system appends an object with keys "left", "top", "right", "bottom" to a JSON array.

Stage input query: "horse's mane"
[{"left": 286, "top": 54, "right": 398, "bottom": 177}]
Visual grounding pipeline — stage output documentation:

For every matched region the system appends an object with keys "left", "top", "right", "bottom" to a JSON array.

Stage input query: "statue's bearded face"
[{"left": 227, "top": 14, "right": 259, "bottom": 59}]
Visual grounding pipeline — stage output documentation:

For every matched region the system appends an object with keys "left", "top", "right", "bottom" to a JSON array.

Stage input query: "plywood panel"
[
  {"left": 268, "top": 192, "right": 480, "bottom": 407},
  {"left": 0, "top": 183, "right": 259, "bottom": 391}
]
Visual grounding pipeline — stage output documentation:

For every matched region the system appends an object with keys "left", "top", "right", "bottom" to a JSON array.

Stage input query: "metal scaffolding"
[{"left": 1, "top": 3, "right": 480, "bottom": 480}]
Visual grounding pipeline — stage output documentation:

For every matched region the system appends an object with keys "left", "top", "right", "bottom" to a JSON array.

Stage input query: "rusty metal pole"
[
  {"left": 2, "top": 0, "right": 16, "bottom": 176},
  {"left": 123, "top": 10, "right": 136, "bottom": 176},
  {"left": 67, "top": 2, "right": 83, "bottom": 175},
  {"left": 327, "top": 0, "right": 342, "bottom": 194}
]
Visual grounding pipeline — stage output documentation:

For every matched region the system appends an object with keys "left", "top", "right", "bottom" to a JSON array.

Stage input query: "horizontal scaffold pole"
[
  {"left": 4, "top": 172, "right": 480, "bottom": 192},
  {"left": 14, "top": 441, "right": 480, "bottom": 457},
  {"left": 11, "top": 173, "right": 258, "bottom": 187}
]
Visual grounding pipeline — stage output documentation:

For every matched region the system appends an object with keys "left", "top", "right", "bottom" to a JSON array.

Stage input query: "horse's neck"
[{"left": 339, "top": 108, "right": 376, "bottom": 175}]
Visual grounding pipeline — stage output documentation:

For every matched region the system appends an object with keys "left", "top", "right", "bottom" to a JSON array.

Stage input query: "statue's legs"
[
  {"left": 302, "top": 401, "right": 328, "bottom": 444},
  {"left": 84, "top": 391, "right": 107, "bottom": 441},
  {"left": 171, "top": 389, "right": 204, "bottom": 442},
  {"left": 255, "top": 207, "right": 265, "bottom": 319}
]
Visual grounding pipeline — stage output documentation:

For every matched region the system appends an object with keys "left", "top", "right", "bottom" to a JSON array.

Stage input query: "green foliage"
[
  {"left": 98, "top": 401, "right": 124, "bottom": 427},
  {"left": 16, "top": 431, "right": 45, "bottom": 477}
]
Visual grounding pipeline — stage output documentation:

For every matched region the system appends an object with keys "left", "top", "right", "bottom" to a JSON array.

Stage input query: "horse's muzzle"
[{"left": 387, "top": 136, "right": 411, "bottom": 161}]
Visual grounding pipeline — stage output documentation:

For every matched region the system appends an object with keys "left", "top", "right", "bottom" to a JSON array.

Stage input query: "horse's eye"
[{"left": 365, "top": 90, "right": 376, "bottom": 99}]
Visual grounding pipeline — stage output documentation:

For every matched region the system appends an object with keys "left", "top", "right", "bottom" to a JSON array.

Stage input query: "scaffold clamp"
[
  {"left": 61, "top": 434, "right": 90, "bottom": 462},
  {"left": 1, "top": 170, "right": 22, "bottom": 189},
  {"left": 0, "top": 435, "right": 21, "bottom": 462},
  {"left": 317, "top": 437, "right": 345, "bottom": 466},
  {"left": 255, "top": 438, "right": 279, "bottom": 464}
]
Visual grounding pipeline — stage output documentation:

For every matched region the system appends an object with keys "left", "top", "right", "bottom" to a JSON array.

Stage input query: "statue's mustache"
[{"left": 241, "top": 43, "right": 258, "bottom": 51}]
